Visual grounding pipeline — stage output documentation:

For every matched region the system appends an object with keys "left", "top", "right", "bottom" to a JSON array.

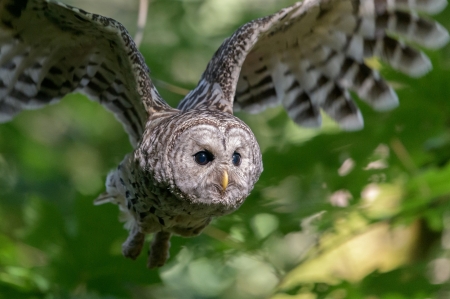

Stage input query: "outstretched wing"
[
  {"left": 178, "top": 0, "right": 449, "bottom": 130},
  {"left": 0, "top": 0, "right": 175, "bottom": 147}
]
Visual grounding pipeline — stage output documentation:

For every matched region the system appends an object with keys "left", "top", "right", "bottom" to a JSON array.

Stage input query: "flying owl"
[{"left": 0, "top": 0, "right": 448, "bottom": 268}]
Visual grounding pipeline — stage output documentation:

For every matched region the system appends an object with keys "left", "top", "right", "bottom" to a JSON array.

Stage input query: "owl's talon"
[
  {"left": 147, "top": 231, "right": 172, "bottom": 269},
  {"left": 122, "top": 227, "right": 145, "bottom": 260}
]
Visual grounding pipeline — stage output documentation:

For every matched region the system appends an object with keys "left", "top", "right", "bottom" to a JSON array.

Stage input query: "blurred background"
[{"left": 1, "top": 0, "right": 450, "bottom": 298}]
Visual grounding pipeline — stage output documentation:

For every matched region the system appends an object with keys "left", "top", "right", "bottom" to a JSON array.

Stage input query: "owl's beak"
[{"left": 221, "top": 170, "right": 229, "bottom": 191}]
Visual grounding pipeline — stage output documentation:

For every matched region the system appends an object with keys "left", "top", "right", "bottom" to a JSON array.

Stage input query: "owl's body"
[
  {"left": 97, "top": 108, "right": 262, "bottom": 267},
  {"left": 0, "top": 0, "right": 448, "bottom": 267}
]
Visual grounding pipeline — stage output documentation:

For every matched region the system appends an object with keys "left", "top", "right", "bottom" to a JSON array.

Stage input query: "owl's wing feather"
[
  {"left": 178, "top": 0, "right": 449, "bottom": 130},
  {"left": 0, "top": 0, "right": 176, "bottom": 147}
]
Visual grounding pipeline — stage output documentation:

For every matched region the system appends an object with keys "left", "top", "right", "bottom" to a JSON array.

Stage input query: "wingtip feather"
[
  {"left": 424, "top": 23, "right": 450, "bottom": 49},
  {"left": 338, "top": 110, "right": 364, "bottom": 131},
  {"left": 421, "top": 0, "right": 448, "bottom": 14},
  {"left": 402, "top": 52, "right": 433, "bottom": 78},
  {"left": 372, "top": 88, "right": 399, "bottom": 111}
]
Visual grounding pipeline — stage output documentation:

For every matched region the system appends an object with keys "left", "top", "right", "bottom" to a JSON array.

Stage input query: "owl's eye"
[
  {"left": 194, "top": 151, "right": 214, "bottom": 165},
  {"left": 232, "top": 152, "right": 241, "bottom": 166}
]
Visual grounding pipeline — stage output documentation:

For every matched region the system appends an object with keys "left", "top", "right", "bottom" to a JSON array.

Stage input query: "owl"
[{"left": 0, "top": 0, "right": 448, "bottom": 268}]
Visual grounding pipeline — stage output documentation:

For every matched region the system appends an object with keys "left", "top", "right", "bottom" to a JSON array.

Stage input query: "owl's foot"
[
  {"left": 147, "top": 231, "right": 172, "bottom": 269},
  {"left": 122, "top": 226, "right": 145, "bottom": 260}
]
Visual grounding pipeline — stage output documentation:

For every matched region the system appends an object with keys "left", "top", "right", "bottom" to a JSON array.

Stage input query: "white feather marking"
[
  {"left": 401, "top": 51, "right": 432, "bottom": 77},
  {"left": 86, "top": 64, "right": 97, "bottom": 78},
  {"left": 339, "top": 62, "right": 359, "bottom": 87},
  {"left": 311, "top": 80, "right": 334, "bottom": 106},
  {"left": 388, "top": 41, "right": 403, "bottom": 71},
  {"left": 270, "top": 58, "right": 290, "bottom": 98},
  {"left": 357, "top": 76, "right": 376, "bottom": 100},
  {"left": 398, "top": 0, "right": 448, "bottom": 14},
  {"left": 358, "top": 17, "right": 376, "bottom": 38},
  {"left": 419, "top": 23, "right": 450, "bottom": 49},
  {"left": 15, "top": 81, "right": 37, "bottom": 97},
  {"left": 359, "top": 0, "right": 376, "bottom": 16},
  {"left": 322, "top": 53, "right": 345, "bottom": 78},
  {"left": 27, "top": 56, "right": 47, "bottom": 84},
  {"left": 387, "top": 0, "right": 396, "bottom": 11},
  {"left": 371, "top": 87, "right": 399, "bottom": 111},
  {"left": 423, "top": 0, "right": 448, "bottom": 14},
  {"left": 346, "top": 35, "right": 364, "bottom": 61},
  {"left": 297, "top": 63, "right": 320, "bottom": 91},
  {"left": 0, "top": 41, "right": 23, "bottom": 66},
  {"left": 79, "top": 77, "right": 90, "bottom": 87},
  {"left": 283, "top": 87, "right": 302, "bottom": 108},
  {"left": 339, "top": 109, "right": 364, "bottom": 131}
]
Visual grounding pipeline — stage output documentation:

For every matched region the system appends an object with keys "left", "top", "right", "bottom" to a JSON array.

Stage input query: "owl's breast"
[
  {"left": 111, "top": 153, "right": 242, "bottom": 237},
  {"left": 135, "top": 184, "right": 244, "bottom": 236}
]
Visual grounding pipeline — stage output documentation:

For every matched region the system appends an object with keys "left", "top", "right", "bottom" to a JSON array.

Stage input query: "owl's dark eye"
[
  {"left": 194, "top": 151, "right": 214, "bottom": 165},
  {"left": 232, "top": 152, "right": 241, "bottom": 166}
]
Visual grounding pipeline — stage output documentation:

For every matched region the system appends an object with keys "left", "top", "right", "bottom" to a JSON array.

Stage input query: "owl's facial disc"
[{"left": 169, "top": 116, "right": 262, "bottom": 216}]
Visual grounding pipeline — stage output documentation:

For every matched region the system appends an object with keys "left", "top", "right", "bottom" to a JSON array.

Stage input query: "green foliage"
[{"left": 1, "top": 1, "right": 450, "bottom": 298}]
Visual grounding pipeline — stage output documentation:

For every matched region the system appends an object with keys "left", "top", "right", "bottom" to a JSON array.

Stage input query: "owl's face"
[{"left": 165, "top": 110, "right": 263, "bottom": 216}]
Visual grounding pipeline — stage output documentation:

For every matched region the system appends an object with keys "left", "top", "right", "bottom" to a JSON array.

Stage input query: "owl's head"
[{"left": 142, "top": 109, "right": 263, "bottom": 217}]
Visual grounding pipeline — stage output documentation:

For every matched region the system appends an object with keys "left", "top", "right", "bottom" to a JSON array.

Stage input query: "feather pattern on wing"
[
  {"left": 178, "top": 0, "right": 449, "bottom": 130},
  {"left": 0, "top": 0, "right": 175, "bottom": 147}
]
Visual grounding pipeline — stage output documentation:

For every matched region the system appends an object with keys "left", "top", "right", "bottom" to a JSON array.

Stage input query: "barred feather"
[
  {"left": 0, "top": 0, "right": 175, "bottom": 147},
  {"left": 179, "top": 0, "right": 449, "bottom": 130}
]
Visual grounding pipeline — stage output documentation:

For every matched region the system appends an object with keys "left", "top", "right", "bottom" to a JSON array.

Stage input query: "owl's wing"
[
  {"left": 178, "top": 0, "right": 449, "bottom": 130},
  {"left": 0, "top": 0, "right": 176, "bottom": 147}
]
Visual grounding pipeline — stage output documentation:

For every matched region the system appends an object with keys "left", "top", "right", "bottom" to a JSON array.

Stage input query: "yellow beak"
[{"left": 221, "top": 170, "right": 228, "bottom": 191}]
